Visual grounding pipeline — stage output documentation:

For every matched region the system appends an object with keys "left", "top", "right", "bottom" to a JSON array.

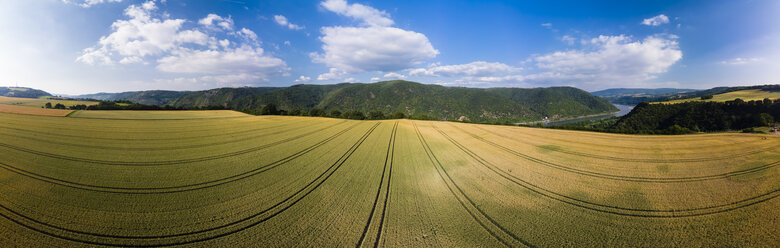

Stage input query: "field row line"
[
  {"left": 0, "top": 119, "right": 326, "bottom": 151},
  {"left": 0, "top": 122, "right": 382, "bottom": 247},
  {"left": 472, "top": 125, "right": 779, "bottom": 163},
  {"left": 0, "top": 118, "right": 308, "bottom": 141},
  {"left": 0, "top": 116, "right": 274, "bottom": 135},
  {"left": 414, "top": 122, "right": 534, "bottom": 248},
  {"left": 66, "top": 114, "right": 252, "bottom": 121},
  {"left": 357, "top": 121, "right": 397, "bottom": 248},
  {"left": 476, "top": 125, "right": 764, "bottom": 150},
  {"left": 452, "top": 125, "right": 780, "bottom": 183},
  {"left": 0, "top": 123, "right": 363, "bottom": 194},
  {"left": 433, "top": 124, "right": 780, "bottom": 218},
  {"left": 0, "top": 121, "right": 347, "bottom": 166}
]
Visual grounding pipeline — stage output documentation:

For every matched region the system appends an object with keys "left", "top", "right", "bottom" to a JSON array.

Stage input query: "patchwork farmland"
[{"left": 0, "top": 112, "right": 778, "bottom": 247}]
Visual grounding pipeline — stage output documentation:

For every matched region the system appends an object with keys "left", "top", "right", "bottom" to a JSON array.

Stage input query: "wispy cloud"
[
  {"left": 719, "top": 57, "right": 763, "bottom": 65},
  {"left": 273, "top": 15, "right": 304, "bottom": 30},
  {"left": 641, "top": 14, "right": 670, "bottom": 26}
]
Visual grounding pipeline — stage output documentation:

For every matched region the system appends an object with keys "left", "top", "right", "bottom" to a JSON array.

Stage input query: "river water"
[{"left": 544, "top": 104, "right": 633, "bottom": 126}]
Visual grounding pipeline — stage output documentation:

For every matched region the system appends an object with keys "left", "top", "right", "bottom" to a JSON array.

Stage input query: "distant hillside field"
[
  {"left": 0, "top": 96, "right": 98, "bottom": 108},
  {"left": 81, "top": 81, "right": 617, "bottom": 123},
  {"left": 591, "top": 88, "right": 717, "bottom": 105},
  {"left": 591, "top": 88, "right": 700, "bottom": 97},
  {"left": 77, "top": 90, "right": 191, "bottom": 106},
  {"left": 659, "top": 89, "right": 780, "bottom": 104},
  {"left": 0, "top": 86, "right": 52, "bottom": 98},
  {"left": 0, "top": 103, "right": 73, "bottom": 116}
]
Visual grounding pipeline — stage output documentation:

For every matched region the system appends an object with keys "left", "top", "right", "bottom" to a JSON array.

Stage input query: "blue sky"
[{"left": 0, "top": 0, "right": 778, "bottom": 94}]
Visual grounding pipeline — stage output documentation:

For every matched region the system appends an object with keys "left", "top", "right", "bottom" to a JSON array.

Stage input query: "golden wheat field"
[{"left": 0, "top": 111, "right": 777, "bottom": 247}]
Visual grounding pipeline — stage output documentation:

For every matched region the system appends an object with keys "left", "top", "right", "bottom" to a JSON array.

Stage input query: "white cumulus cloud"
[
  {"left": 383, "top": 72, "right": 406, "bottom": 79},
  {"left": 527, "top": 34, "right": 682, "bottom": 88},
  {"left": 199, "top": 13, "right": 234, "bottom": 30},
  {"left": 273, "top": 15, "right": 304, "bottom": 30},
  {"left": 313, "top": 0, "right": 437, "bottom": 81},
  {"left": 320, "top": 0, "right": 393, "bottom": 27},
  {"left": 62, "top": 0, "right": 122, "bottom": 8},
  {"left": 294, "top": 75, "right": 312, "bottom": 82},
  {"left": 317, "top": 68, "right": 347, "bottom": 81},
  {"left": 156, "top": 46, "right": 287, "bottom": 76},
  {"left": 410, "top": 61, "right": 520, "bottom": 77},
  {"left": 426, "top": 35, "right": 682, "bottom": 89},
  {"left": 78, "top": 1, "right": 287, "bottom": 87},
  {"left": 642, "top": 14, "right": 670, "bottom": 26},
  {"left": 312, "top": 26, "right": 437, "bottom": 74}
]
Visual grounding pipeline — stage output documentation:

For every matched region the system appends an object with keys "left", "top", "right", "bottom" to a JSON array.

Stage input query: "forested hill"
[
  {"left": 166, "top": 81, "right": 543, "bottom": 122},
  {"left": 77, "top": 90, "right": 191, "bottom": 106},
  {"left": 0, "top": 87, "right": 51, "bottom": 98},
  {"left": 76, "top": 80, "right": 618, "bottom": 122},
  {"left": 610, "top": 99, "right": 780, "bottom": 133},
  {"left": 590, "top": 85, "right": 780, "bottom": 106},
  {"left": 487, "top": 87, "right": 616, "bottom": 117}
]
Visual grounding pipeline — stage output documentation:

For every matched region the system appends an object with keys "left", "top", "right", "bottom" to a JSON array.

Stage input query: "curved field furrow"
[
  {"left": 0, "top": 113, "right": 777, "bottom": 247},
  {"left": 471, "top": 124, "right": 765, "bottom": 152},
  {"left": 0, "top": 122, "right": 381, "bottom": 247},
  {"left": 450, "top": 125, "right": 779, "bottom": 182},
  {"left": 0, "top": 123, "right": 361, "bottom": 194},
  {"left": 0, "top": 121, "right": 346, "bottom": 166},
  {"left": 432, "top": 124, "right": 779, "bottom": 217},
  {"left": 0, "top": 119, "right": 333, "bottom": 151},
  {"left": 414, "top": 122, "right": 534, "bottom": 248},
  {"left": 470, "top": 125, "right": 780, "bottom": 163},
  {"left": 0, "top": 116, "right": 305, "bottom": 141},
  {"left": 0, "top": 117, "right": 258, "bottom": 135}
]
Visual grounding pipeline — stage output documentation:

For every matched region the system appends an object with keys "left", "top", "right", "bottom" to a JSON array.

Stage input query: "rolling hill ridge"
[{"left": 78, "top": 80, "right": 618, "bottom": 122}]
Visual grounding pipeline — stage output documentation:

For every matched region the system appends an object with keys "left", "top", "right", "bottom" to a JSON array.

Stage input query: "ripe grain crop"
[
  {"left": 0, "top": 112, "right": 777, "bottom": 247},
  {"left": 0, "top": 104, "right": 72, "bottom": 116}
]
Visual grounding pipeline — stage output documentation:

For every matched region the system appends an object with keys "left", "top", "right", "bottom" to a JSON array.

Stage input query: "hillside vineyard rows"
[{"left": 0, "top": 112, "right": 778, "bottom": 247}]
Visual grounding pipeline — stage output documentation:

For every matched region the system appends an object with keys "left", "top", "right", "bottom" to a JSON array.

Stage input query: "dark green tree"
[
  {"left": 54, "top": 103, "right": 66, "bottom": 109},
  {"left": 759, "top": 113, "right": 774, "bottom": 126},
  {"left": 260, "top": 103, "right": 279, "bottom": 115},
  {"left": 308, "top": 108, "right": 324, "bottom": 116},
  {"left": 44, "top": 102, "right": 52, "bottom": 108},
  {"left": 367, "top": 110, "right": 385, "bottom": 120},
  {"left": 329, "top": 110, "right": 342, "bottom": 117},
  {"left": 390, "top": 111, "right": 405, "bottom": 119},
  {"left": 342, "top": 110, "right": 365, "bottom": 120}
]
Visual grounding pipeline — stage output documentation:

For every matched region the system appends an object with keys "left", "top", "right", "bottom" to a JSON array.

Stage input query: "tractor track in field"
[
  {"left": 0, "top": 120, "right": 331, "bottom": 151},
  {"left": 473, "top": 125, "right": 764, "bottom": 151},
  {"left": 66, "top": 115, "right": 252, "bottom": 121},
  {"left": 356, "top": 121, "right": 397, "bottom": 248},
  {"left": 0, "top": 122, "right": 381, "bottom": 247},
  {"left": 414, "top": 122, "right": 534, "bottom": 248},
  {"left": 0, "top": 123, "right": 362, "bottom": 194},
  {"left": 433, "top": 124, "right": 780, "bottom": 218},
  {"left": 471, "top": 125, "right": 780, "bottom": 163},
  {"left": 0, "top": 118, "right": 310, "bottom": 141},
  {"left": 452, "top": 125, "right": 780, "bottom": 183},
  {"left": 0, "top": 117, "right": 268, "bottom": 135},
  {"left": 0, "top": 121, "right": 348, "bottom": 166}
]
